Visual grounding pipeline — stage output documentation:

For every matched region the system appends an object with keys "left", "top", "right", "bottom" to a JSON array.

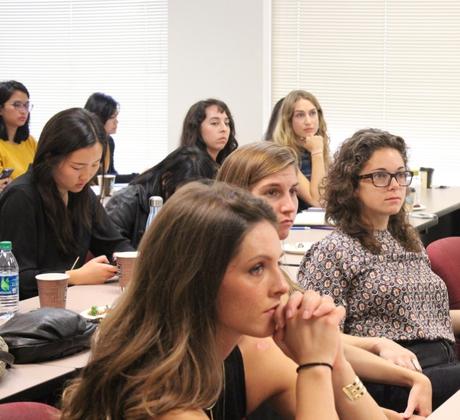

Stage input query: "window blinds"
[
  {"left": 272, "top": 0, "right": 460, "bottom": 186},
  {"left": 0, "top": 0, "right": 168, "bottom": 174}
]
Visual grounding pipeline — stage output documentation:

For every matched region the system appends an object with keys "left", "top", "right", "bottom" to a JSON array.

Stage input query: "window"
[
  {"left": 272, "top": 0, "right": 460, "bottom": 186},
  {"left": 0, "top": 0, "right": 167, "bottom": 174}
]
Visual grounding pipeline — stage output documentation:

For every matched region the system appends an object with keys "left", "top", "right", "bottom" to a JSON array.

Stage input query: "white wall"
[{"left": 168, "top": 0, "right": 269, "bottom": 150}]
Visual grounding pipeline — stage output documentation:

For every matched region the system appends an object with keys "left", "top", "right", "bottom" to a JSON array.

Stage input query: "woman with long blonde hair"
[
  {"left": 273, "top": 90, "right": 330, "bottom": 208},
  {"left": 61, "top": 180, "right": 386, "bottom": 420}
]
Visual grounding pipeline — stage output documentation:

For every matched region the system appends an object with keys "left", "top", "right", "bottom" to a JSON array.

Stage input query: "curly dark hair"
[{"left": 324, "top": 128, "right": 421, "bottom": 253}]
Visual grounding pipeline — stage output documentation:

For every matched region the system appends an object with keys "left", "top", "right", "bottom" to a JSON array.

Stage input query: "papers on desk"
[
  {"left": 294, "top": 209, "right": 332, "bottom": 228},
  {"left": 282, "top": 242, "right": 313, "bottom": 255}
]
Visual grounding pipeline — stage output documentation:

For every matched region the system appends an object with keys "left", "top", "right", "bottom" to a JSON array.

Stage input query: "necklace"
[{"left": 206, "top": 363, "right": 226, "bottom": 420}]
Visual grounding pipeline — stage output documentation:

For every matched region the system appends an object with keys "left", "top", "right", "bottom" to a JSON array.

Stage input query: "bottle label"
[{"left": 0, "top": 274, "right": 18, "bottom": 295}]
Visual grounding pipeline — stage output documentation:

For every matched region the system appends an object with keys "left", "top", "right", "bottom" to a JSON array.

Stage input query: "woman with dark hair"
[
  {"left": 264, "top": 97, "right": 285, "bottom": 141},
  {"left": 218, "top": 142, "right": 432, "bottom": 418},
  {"left": 179, "top": 98, "right": 238, "bottom": 164},
  {"left": 84, "top": 92, "right": 120, "bottom": 174},
  {"left": 0, "top": 108, "right": 133, "bottom": 299},
  {"left": 298, "top": 128, "right": 460, "bottom": 411},
  {"left": 273, "top": 90, "right": 330, "bottom": 209},
  {"left": 0, "top": 80, "right": 37, "bottom": 191},
  {"left": 61, "top": 181, "right": 386, "bottom": 420},
  {"left": 106, "top": 146, "right": 218, "bottom": 248}
]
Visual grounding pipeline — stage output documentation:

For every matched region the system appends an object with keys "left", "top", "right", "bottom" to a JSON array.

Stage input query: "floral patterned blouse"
[{"left": 297, "top": 229, "right": 454, "bottom": 343}]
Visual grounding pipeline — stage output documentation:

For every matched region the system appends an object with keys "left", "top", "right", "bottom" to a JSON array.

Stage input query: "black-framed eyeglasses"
[{"left": 358, "top": 170, "right": 413, "bottom": 187}]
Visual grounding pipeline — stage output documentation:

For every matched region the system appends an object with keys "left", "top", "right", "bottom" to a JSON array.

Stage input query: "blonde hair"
[
  {"left": 273, "top": 90, "right": 331, "bottom": 168},
  {"left": 217, "top": 141, "right": 298, "bottom": 189},
  {"left": 61, "top": 181, "right": 277, "bottom": 419}
]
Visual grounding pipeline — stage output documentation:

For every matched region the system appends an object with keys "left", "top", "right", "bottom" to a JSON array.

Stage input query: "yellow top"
[{"left": 0, "top": 136, "right": 37, "bottom": 179}]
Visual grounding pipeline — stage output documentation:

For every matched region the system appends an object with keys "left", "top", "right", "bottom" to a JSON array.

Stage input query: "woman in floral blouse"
[{"left": 298, "top": 128, "right": 460, "bottom": 411}]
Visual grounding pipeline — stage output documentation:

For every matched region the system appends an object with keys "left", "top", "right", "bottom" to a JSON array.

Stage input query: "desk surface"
[
  {"left": 1, "top": 283, "right": 122, "bottom": 400},
  {"left": 427, "top": 390, "right": 460, "bottom": 419},
  {"left": 409, "top": 186, "right": 460, "bottom": 231}
]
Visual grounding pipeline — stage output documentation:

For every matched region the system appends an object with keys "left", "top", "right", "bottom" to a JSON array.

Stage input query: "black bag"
[
  {"left": 0, "top": 308, "right": 97, "bottom": 364},
  {"left": 0, "top": 336, "right": 14, "bottom": 376}
]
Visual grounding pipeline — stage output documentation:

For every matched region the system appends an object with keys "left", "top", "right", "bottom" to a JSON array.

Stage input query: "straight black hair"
[
  {"left": 0, "top": 80, "right": 31, "bottom": 143},
  {"left": 84, "top": 92, "right": 119, "bottom": 124},
  {"left": 131, "top": 146, "right": 218, "bottom": 201},
  {"left": 33, "top": 108, "right": 108, "bottom": 255}
]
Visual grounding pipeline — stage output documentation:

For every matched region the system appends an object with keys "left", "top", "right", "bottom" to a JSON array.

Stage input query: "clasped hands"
[{"left": 273, "top": 290, "right": 345, "bottom": 367}]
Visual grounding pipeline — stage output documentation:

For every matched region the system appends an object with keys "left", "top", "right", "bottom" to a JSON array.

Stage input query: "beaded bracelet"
[{"left": 296, "top": 362, "right": 333, "bottom": 373}]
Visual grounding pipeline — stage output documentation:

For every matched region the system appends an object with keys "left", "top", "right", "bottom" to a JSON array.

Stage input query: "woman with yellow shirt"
[{"left": 0, "top": 80, "right": 37, "bottom": 191}]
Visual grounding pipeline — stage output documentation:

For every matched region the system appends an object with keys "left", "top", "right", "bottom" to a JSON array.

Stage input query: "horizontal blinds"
[
  {"left": 0, "top": 0, "right": 168, "bottom": 174},
  {"left": 272, "top": 0, "right": 460, "bottom": 186}
]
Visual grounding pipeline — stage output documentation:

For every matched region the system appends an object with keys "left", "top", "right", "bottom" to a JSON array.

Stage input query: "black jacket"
[
  {"left": 105, "top": 184, "right": 150, "bottom": 249},
  {"left": 0, "top": 170, "right": 133, "bottom": 299}
]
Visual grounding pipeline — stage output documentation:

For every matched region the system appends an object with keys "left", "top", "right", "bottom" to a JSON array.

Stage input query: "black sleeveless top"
[{"left": 206, "top": 346, "right": 247, "bottom": 420}]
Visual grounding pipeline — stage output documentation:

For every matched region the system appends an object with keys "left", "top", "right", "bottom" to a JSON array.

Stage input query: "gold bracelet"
[{"left": 342, "top": 376, "right": 367, "bottom": 401}]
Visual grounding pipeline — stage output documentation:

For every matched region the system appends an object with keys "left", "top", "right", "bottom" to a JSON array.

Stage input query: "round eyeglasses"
[{"left": 358, "top": 171, "right": 413, "bottom": 188}]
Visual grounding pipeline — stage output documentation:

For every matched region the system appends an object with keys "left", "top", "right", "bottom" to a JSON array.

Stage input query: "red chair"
[
  {"left": 426, "top": 236, "right": 460, "bottom": 358},
  {"left": 0, "top": 402, "right": 60, "bottom": 420}
]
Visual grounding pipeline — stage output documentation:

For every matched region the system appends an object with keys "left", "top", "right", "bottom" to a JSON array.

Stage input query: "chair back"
[
  {"left": 0, "top": 402, "right": 60, "bottom": 420},
  {"left": 427, "top": 236, "right": 460, "bottom": 359},
  {"left": 426, "top": 237, "right": 460, "bottom": 309}
]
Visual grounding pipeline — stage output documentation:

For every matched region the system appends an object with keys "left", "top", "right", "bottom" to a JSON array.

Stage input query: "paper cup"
[
  {"left": 97, "top": 174, "right": 116, "bottom": 198},
  {"left": 113, "top": 251, "right": 138, "bottom": 290},
  {"left": 36, "top": 273, "right": 69, "bottom": 308}
]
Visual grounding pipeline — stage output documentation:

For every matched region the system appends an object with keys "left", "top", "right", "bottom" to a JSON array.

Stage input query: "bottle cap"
[
  {"left": 0, "top": 241, "right": 12, "bottom": 251},
  {"left": 149, "top": 196, "right": 163, "bottom": 207}
]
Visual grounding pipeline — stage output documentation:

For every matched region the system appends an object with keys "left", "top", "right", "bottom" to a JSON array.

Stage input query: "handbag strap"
[{"left": 0, "top": 350, "right": 14, "bottom": 367}]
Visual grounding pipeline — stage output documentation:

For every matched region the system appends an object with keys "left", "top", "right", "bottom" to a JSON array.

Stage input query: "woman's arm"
[
  {"left": 296, "top": 136, "right": 326, "bottom": 207},
  {"left": 88, "top": 191, "right": 134, "bottom": 256},
  {"left": 343, "top": 334, "right": 422, "bottom": 371},
  {"left": 343, "top": 343, "right": 432, "bottom": 417},
  {"left": 103, "top": 186, "right": 141, "bottom": 247},
  {"left": 450, "top": 310, "right": 460, "bottom": 335},
  {"left": 240, "top": 335, "right": 337, "bottom": 419}
]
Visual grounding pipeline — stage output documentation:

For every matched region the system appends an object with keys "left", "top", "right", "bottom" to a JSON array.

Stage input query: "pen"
[{"left": 291, "top": 226, "right": 311, "bottom": 230}]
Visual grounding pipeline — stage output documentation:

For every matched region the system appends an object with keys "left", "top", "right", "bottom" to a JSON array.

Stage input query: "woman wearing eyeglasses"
[
  {"left": 298, "top": 128, "right": 460, "bottom": 412},
  {"left": 0, "top": 80, "right": 37, "bottom": 191}
]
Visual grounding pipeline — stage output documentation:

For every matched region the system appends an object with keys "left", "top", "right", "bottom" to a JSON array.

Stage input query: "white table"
[
  {"left": 0, "top": 283, "right": 122, "bottom": 401},
  {"left": 427, "top": 390, "right": 460, "bottom": 419}
]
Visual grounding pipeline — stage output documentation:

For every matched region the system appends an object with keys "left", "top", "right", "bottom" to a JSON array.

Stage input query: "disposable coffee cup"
[
  {"left": 36, "top": 273, "right": 69, "bottom": 308},
  {"left": 97, "top": 174, "right": 116, "bottom": 198},
  {"left": 420, "top": 167, "right": 434, "bottom": 189},
  {"left": 113, "top": 251, "right": 138, "bottom": 290}
]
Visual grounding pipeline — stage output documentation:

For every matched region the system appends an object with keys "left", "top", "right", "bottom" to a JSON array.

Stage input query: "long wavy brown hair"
[
  {"left": 272, "top": 90, "right": 331, "bottom": 168},
  {"left": 60, "top": 181, "right": 276, "bottom": 419},
  {"left": 324, "top": 128, "right": 421, "bottom": 253}
]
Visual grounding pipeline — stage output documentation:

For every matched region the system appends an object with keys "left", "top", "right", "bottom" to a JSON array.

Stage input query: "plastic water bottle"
[
  {"left": 0, "top": 241, "right": 19, "bottom": 321},
  {"left": 145, "top": 196, "right": 163, "bottom": 231}
]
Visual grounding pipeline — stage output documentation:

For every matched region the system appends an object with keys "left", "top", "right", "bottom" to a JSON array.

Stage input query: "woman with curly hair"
[
  {"left": 179, "top": 98, "right": 238, "bottom": 164},
  {"left": 219, "top": 142, "right": 433, "bottom": 418},
  {"left": 61, "top": 181, "right": 388, "bottom": 420},
  {"left": 298, "top": 128, "right": 460, "bottom": 411},
  {"left": 272, "top": 90, "right": 330, "bottom": 208}
]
